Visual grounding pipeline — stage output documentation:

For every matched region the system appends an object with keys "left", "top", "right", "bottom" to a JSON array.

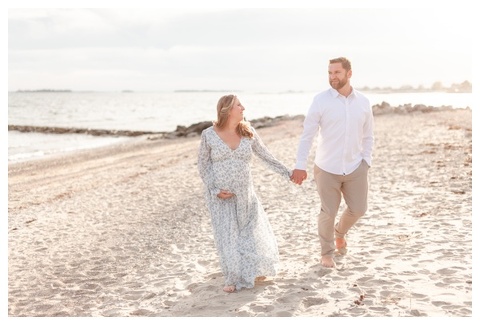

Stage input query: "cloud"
[{"left": 8, "top": 8, "right": 473, "bottom": 92}]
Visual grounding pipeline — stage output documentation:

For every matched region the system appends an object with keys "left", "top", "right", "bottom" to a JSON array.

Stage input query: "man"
[{"left": 291, "top": 57, "right": 374, "bottom": 268}]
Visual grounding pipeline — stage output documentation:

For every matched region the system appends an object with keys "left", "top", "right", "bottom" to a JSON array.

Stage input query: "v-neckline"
[{"left": 212, "top": 127, "right": 243, "bottom": 151}]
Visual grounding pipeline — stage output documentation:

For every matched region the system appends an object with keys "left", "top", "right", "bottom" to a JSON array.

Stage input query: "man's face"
[{"left": 328, "top": 62, "right": 350, "bottom": 90}]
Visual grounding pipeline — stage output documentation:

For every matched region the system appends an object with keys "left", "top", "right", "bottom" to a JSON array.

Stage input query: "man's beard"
[{"left": 329, "top": 77, "right": 347, "bottom": 90}]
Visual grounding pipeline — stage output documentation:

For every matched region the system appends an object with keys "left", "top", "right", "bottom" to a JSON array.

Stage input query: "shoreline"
[{"left": 8, "top": 108, "right": 472, "bottom": 316}]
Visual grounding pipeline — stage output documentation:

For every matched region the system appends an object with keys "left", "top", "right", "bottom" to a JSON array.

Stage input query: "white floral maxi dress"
[{"left": 197, "top": 126, "right": 291, "bottom": 291}]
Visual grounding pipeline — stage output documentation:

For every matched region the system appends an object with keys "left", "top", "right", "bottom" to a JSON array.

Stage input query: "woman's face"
[{"left": 229, "top": 97, "right": 245, "bottom": 122}]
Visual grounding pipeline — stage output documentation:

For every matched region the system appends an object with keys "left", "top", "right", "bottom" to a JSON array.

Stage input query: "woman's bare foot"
[
  {"left": 321, "top": 255, "right": 336, "bottom": 268},
  {"left": 335, "top": 237, "right": 347, "bottom": 255},
  {"left": 223, "top": 285, "right": 236, "bottom": 293},
  {"left": 255, "top": 276, "right": 267, "bottom": 283}
]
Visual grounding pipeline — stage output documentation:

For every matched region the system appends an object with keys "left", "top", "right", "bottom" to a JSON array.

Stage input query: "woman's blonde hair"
[{"left": 214, "top": 94, "right": 253, "bottom": 138}]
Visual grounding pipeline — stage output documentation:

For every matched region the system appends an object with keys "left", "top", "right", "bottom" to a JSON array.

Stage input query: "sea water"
[{"left": 7, "top": 91, "right": 472, "bottom": 163}]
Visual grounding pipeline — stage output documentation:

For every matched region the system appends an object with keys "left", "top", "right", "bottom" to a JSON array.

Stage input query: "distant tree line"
[
  {"left": 359, "top": 80, "right": 471, "bottom": 93},
  {"left": 14, "top": 80, "right": 472, "bottom": 94},
  {"left": 16, "top": 89, "right": 72, "bottom": 92}
]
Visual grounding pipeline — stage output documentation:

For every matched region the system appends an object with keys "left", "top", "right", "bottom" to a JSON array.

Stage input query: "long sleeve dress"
[{"left": 197, "top": 125, "right": 292, "bottom": 291}]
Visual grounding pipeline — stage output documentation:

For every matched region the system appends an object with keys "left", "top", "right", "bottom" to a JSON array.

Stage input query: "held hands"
[
  {"left": 217, "top": 189, "right": 235, "bottom": 199},
  {"left": 291, "top": 169, "right": 307, "bottom": 185}
]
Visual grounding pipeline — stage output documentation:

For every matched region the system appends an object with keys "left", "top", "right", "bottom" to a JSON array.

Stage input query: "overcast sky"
[{"left": 8, "top": 4, "right": 474, "bottom": 92}]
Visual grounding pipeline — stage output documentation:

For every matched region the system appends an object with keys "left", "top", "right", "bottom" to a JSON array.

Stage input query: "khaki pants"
[{"left": 313, "top": 160, "right": 369, "bottom": 256}]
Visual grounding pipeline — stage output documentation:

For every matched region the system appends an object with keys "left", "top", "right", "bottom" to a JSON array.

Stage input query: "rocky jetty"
[
  {"left": 8, "top": 115, "right": 305, "bottom": 140},
  {"left": 371, "top": 102, "right": 466, "bottom": 115},
  {"left": 161, "top": 115, "right": 304, "bottom": 139},
  {"left": 7, "top": 125, "right": 156, "bottom": 137}
]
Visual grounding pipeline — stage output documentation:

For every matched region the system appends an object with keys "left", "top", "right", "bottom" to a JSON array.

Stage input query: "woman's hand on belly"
[{"left": 217, "top": 189, "right": 235, "bottom": 199}]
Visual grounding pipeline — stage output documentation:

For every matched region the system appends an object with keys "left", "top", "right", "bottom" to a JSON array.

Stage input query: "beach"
[{"left": 7, "top": 109, "right": 472, "bottom": 317}]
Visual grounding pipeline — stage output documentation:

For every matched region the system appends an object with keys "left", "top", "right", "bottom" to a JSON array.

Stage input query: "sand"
[{"left": 7, "top": 109, "right": 473, "bottom": 318}]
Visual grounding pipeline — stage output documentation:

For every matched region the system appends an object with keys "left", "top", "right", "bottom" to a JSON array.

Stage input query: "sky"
[{"left": 7, "top": 2, "right": 474, "bottom": 93}]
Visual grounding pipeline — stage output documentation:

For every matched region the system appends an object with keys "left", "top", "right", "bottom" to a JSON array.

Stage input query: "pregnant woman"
[{"left": 197, "top": 94, "right": 293, "bottom": 293}]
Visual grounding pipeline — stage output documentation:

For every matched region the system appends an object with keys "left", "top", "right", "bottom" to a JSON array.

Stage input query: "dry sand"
[{"left": 7, "top": 109, "right": 473, "bottom": 318}]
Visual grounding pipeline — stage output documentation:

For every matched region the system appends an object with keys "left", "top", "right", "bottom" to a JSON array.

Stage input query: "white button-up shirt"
[{"left": 295, "top": 88, "right": 374, "bottom": 175}]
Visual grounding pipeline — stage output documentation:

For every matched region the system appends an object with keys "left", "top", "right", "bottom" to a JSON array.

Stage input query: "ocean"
[{"left": 8, "top": 91, "right": 472, "bottom": 163}]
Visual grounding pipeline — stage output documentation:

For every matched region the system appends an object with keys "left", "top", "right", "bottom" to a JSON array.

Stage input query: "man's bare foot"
[
  {"left": 335, "top": 237, "right": 347, "bottom": 255},
  {"left": 223, "top": 285, "right": 236, "bottom": 293},
  {"left": 321, "top": 255, "right": 336, "bottom": 268}
]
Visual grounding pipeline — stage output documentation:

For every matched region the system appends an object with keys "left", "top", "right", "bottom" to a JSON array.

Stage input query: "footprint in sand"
[{"left": 302, "top": 296, "right": 329, "bottom": 308}]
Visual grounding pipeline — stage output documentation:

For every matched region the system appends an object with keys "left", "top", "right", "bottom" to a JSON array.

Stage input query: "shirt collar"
[
  {"left": 329, "top": 88, "right": 340, "bottom": 98},
  {"left": 329, "top": 87, "right": 357, "bottom": 98}
]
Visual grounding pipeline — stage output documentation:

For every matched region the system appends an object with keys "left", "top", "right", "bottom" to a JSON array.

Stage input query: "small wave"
[{"left": 8, "top": 150, "right": 45, "bottom": 162}]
